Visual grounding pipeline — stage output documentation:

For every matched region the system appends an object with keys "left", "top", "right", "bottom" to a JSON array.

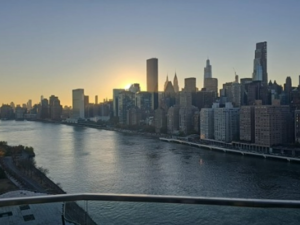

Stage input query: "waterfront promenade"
[{"left": 160, "top": 138, "right": 300, "bottom": 163}]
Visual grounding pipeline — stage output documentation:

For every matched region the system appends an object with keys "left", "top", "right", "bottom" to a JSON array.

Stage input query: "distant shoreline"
[
  {"left": 10, "top": 119, "right": 300, "bottom": 163},
  {"left": 160, "top": 138, "right": 300, "bottom": 163},
  {"left": 24, "top": 119, "right": 170, "bottom": 139}
]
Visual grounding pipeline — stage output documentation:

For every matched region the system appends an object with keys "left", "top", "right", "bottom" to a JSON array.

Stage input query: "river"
[{"left": 1, "top": 120, "right": 300, "bottom": 224}]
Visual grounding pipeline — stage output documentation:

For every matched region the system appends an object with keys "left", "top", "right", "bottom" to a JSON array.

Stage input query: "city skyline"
[{"left": 1, "top": 1, "right": 300, "bottom": 106}]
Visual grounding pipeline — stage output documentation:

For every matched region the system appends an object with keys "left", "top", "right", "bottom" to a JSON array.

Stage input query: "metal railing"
[{"left": 0, "top": 193, "right": 300, "bottom": 208}]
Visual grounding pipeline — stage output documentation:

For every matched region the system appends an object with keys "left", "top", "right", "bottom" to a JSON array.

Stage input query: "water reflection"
[{"left": 1, "top": 120, "right": 300, "bottom": 200}]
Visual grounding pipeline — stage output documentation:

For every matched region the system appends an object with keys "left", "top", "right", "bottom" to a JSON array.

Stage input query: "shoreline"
[
  {"left": 26, "top": 119, "right": 170, "bottom": 138},
  {"left": 160, "top": 138, "right": 300, "bottom": 163},
  {"left": 0, "top": 143, "right": 97, "bottom": 225},
  {"left": 16, "top": 120, "right": 300, "bottom": 163}
]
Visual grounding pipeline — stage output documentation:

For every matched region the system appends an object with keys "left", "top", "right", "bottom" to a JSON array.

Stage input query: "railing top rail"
[{"left": 0, "top": 193, "right": 300, "bottom": 208}]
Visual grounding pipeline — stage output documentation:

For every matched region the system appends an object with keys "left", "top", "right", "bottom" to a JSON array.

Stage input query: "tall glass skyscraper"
[
  {"left": 252, "top": 42, "right": 267, "bottom": 84},
  {"left": 146, "top": 58, "right": 158, "bottom": 92},
  {"left": 72, "top": 89, "right": 84, "bottom": 119}
]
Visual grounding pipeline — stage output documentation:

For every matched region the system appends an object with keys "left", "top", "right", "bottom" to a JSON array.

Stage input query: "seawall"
[{"left": 160, "top": 138, "right": 300, "bottom": 163}]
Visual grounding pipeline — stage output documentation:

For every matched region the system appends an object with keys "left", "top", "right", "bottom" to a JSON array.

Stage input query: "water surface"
[{"left": 1, "top": 121, "right": 300, "bottom": 224}]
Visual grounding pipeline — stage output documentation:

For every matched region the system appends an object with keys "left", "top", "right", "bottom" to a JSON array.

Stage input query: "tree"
[
  {"left": 0, "top": 168, "right": 6, "bottom": 179},
  {"left": 0, "top": 141, "right": 7, "bottom": 146}
]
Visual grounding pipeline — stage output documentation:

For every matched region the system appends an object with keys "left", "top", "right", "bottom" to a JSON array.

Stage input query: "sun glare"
[{"left": 124, "top": 84, "right": 131, "bottom": 90}]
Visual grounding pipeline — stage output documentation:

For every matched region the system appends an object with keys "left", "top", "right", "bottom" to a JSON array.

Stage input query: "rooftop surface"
[{"left": 0, "top": 190, "right": 72, "bottom": 225}]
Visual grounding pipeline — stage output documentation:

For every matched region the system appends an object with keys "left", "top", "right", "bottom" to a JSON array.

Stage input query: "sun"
[{"left": 124, "top": 83, "right": 131, "bottom": 90}]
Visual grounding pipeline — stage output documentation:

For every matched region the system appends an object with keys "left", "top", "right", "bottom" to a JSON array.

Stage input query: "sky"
[{"left": 1, "top": 0, "right": 300, "bottom": 106}]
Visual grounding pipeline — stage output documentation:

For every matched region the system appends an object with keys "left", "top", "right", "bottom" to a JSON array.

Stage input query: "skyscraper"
[
  {"left": 49, "top": 95, "right": 62, "bottom": 121},
  {"left": 113, "top": 89, "right": 124, "bottom": 117},
  {"left": 40, "top": 98, "right": 49, "bottom": 119},
  {"left": 193, "top": 90, "right": 215, "bottom": 110},
  {"left": 200, "top": 108, "right": 214, "bottom": 140},
  {"left": 184, "top": 78, "right": 197, "bottom": 92},
  {"left": 204, "top": 59, "right": 212, "bottom": 80},
  {"left": 173, "top": 73, "right": 179, "bottom": 92},
  {"left": 203, "top": 59, "right": 218, "bottom": 96},
  {"left": 240, "top": 78, "right": 252, "bottom": 105},
  {"left": 252, "top": 42, "right": 267, "bottom": 84},
  {"left": 146, "top": 58, "right": 158, "bottom": 92},
  {"left": 204, "top": 78, "right": 218, "bottom": 97},
  {"left": 255, "top": 104, "right": 290, "bottom": 147},
  {"left": 284, "top": 76, "right": 292, "bottom": 93},
  {"left": 167, "top": 105, "right": 180, "bottom": 134},
  {"left": 118, "top": 91, "right": 135, "bottom": 124},
  {"left": 27, "top": 99, "right": 32, "bottom": 111},
  {"left": 284, "top": 76, "right": 292, "bottom": 104},
  {"left": 164, "top": 75, "right": 169, "bottom": 91},
  {"left": 214, "top": 103, "right": 240, "bottom": 143},
  {"left": 221, "top": 75, "right": 241, "bottom": 107},
  {"left": 72, "top": 89, "right": 84, "bottom": 119},
  {"left": 240, "top": 106, "right": 255, "bottom": 142}
]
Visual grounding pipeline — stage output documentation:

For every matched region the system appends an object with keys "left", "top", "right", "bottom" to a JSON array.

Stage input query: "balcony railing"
[
  {"left": 1, "top": 193, "right": 300, "bottom": 208},
  {"left": 1, "top": 193, "right": 300, "bottom": 225}
]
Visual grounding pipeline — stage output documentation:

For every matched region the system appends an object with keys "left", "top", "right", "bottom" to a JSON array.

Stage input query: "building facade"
[
  {"left": 118, "top": 91, "right": 135, "bottom": 124},
  {"left": 167, "top": 105, "right": 180, "bottom": 134},
  {"left": 49, "top": 95, "right": 62, "bottom": 121},
  {"left": 246, "top": 81, "right": 269, "bottom": 105},
  {"left": 204, "top": 78, "right": 218, "bottom": 97},
  {"left": 147, "top": 58, "right": 158, "bottom": 92},
  {"left": 240, "top": 78, "right": 253, "bottom": 105},
  {"left": 200, "top": 108, "right": 214, "bottom": 140},
  {"left": 179, "top": 106, "right": 199, "bottom": 135},
  {"left": 154, "top": 108, "right": 167, "bottom": 133},
  {"left": 193, "top": 90, "right": 215, "bottom": 110},
  {"left": 214, "top": 103, "right": 239, "bottom": 143},
  {"left": 252, "top": 42, "right": 267, "bottom": 84},
  {"left": 72, "top": 89, "right": 84, "bottom": 119},
  {"left": 254, "top": 105, "right": 290, "bottom": 147},
  {"left": 239, "top": 106, "right": 255, "bottom": 142},
  {"left": 135, "top": 91, "right": 153, "bottom": 120},
  {"left": 184, "top": 78, "right": 197, "bottom": 92},
  {"left": 113, "top": 89, "right": 124, "bottom": 117},
  {"left": 295, "top": 110, "right": 300, "bottom": 143}
]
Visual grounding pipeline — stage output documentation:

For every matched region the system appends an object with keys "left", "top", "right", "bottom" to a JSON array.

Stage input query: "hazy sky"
[{"left": 1, "top": 0, "right": 300, "bottom": 106}]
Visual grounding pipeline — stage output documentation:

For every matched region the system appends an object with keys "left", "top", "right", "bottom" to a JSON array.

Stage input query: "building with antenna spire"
[
  {"left": 164, "top": 75, "right": 169, "bottom": 91},
  {"left": 173, "top": 73, "right": 179, "bottom": 93},
  {"left": 203, "top": 59, "right": 218, "bottom": 97},
  {"left": 204, "top": 59, "right": 212, "bottom": 80}
]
